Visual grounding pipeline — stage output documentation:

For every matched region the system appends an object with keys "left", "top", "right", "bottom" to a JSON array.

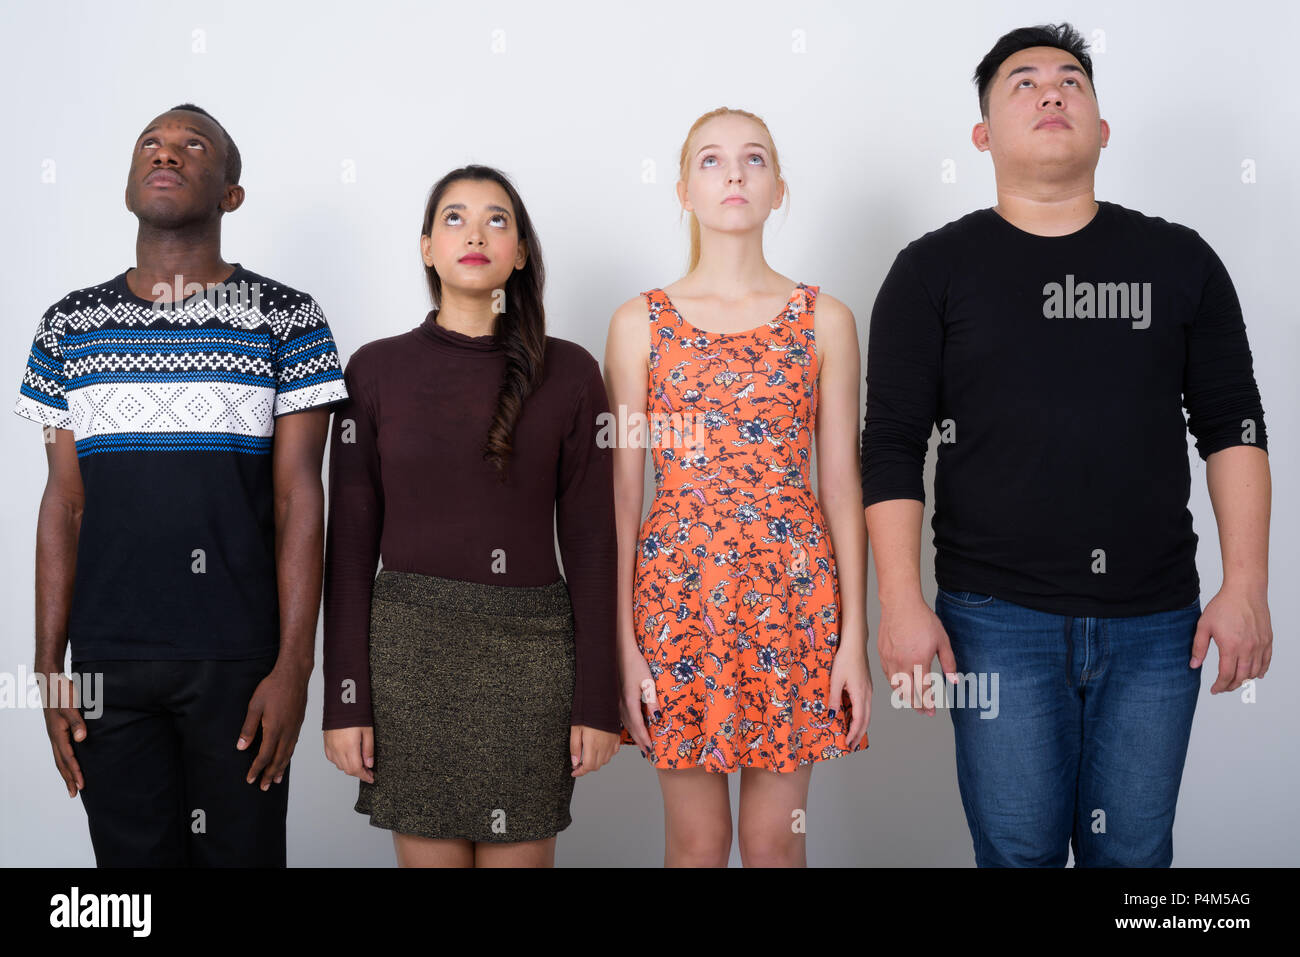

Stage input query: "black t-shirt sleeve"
[
  {"left": 1182, "top": 242, "right": 1269, "bottom": 459},
  {"left": 860, "top": 247, "right": 944, "bottom": 507}
]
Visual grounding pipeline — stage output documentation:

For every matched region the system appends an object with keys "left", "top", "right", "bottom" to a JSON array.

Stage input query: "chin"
[
  {"left": 700, "top": 213, "right": 762, "bottom": 233},
  {"left": 447, "top": 272, "right": 511, "bottom": 292},
  {"left": 1027, "top": 142, "right": 1088, "bottom": 160},
  {"left": 132, "top": 203, "right": 201, "bottom": 230}
]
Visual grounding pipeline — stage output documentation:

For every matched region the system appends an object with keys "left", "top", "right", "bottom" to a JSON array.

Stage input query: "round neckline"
[
  {"left": 654, "top": 283, "right": 807, "bottom": 338},
  {"left": 983, "top": 200, "right": 1110, "bottom": 241},
  {"left": 116, "top": 262, "right": 247, "bottom": 307},
  {"left": 415, "top": 310, "right": 504, "bottom": 355}
]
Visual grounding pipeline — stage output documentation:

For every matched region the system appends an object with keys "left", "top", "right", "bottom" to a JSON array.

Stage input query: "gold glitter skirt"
[{"left": 356, "top": 569, "right": 576, "bottom": 843}]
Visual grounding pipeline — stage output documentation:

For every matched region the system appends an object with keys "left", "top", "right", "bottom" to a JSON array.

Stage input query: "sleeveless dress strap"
[
  {"left": 800, "top": 283, "right": 820, "bottom": 319},
  {"left": 641, "top": 289, "right": 665, "bottom": 315}
]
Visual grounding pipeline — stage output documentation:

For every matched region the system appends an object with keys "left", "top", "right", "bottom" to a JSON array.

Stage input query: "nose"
[
  {"left": 151, "top": 142, "right": 182, "bottom": 166},
  {"left": 1039, "top": 87, "right": 1065, "bottom": 110}
]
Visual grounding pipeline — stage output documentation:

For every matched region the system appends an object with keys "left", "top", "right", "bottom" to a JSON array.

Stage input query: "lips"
[
  {"left": 144, "top": 169, "right": 183, "bottom": 187},
  {"left": 459, "top": 254, "right": 490, "bottom": 264},
  {"left": 722, "top": 195, "right": 748, "bottom": 205},
  {"left": 1036, "top": 115, "right": 1071, "bottom": 130}
]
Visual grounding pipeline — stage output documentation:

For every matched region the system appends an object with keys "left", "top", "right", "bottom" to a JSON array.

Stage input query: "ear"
[
  {"left": 1099, "top": 118, "right": 1111, "bottom": 149},
  {"left": 772, "top": 175, "right": 786, "bottom": 211},
  {"left": 219, "top": 184, "right": 245, "bottom": 214},
  {"left": 420, "top": 232, "right": 434, "bottom": 268},
  {"left": 515, "top": 240, "right": 528, "bottom": 270},
  {"left": 676, "top": 179, "right": 692, "bottom": 213},
  {"left": 971, "top": 120, "right": 991, "bottom": 153}
]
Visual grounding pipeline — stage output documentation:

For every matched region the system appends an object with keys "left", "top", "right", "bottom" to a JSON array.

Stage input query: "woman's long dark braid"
[{"left": 483, "top": 282, "right": 546, "bottom": 480}]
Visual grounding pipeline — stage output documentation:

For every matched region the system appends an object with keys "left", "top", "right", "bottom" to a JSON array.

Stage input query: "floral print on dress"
[{"left": 620, "top": 283, "right": 868, "bottom": 772}]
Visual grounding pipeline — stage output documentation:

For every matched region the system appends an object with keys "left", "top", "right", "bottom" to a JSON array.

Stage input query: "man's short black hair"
[
  {"left": 973, "top": 23, "right": 1094, "bottom": 117},
  {"left": 167, "top": 102, "right": 241, "bottom": 185}
]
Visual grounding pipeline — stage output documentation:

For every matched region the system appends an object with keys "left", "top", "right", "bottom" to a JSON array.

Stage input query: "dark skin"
[{"left": 38, "top": 110, "right": 331, "bottom": 796}]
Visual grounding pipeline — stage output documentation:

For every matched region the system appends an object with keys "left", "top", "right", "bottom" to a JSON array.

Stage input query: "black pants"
[{"left": 69, "top": 655, "right": 288, "bottom": 867}]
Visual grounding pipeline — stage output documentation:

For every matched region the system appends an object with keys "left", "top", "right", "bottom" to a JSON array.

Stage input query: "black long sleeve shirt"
[{"left": 860, "top": 201, "right": 1268, "bottom": 617}]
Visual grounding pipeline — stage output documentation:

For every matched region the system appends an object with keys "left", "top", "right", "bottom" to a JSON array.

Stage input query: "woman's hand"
[
  {"left": 569, "top": 726, "right": 621, "bottom": 777},
  {"left": 830, "top": 629, "right": 872, "bottom": 748},
  {"left": 618, "top": 647, "right": 656, "bottom": 754},
  {"left": 324, "top": 726, "right": 375, "bottom": 783}
]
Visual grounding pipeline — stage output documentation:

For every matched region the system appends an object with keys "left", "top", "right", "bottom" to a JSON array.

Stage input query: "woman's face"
[
  {"left": 679, "top": 114, "right": 783, "bottom": 235},
  {"left": 421, "top": 178, "right": 527, "bottom": 299}
]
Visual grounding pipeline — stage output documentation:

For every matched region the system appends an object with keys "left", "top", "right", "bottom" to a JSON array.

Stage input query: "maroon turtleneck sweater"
[{"left": 322, "top": 311, "right": 620, "bottom": 733}]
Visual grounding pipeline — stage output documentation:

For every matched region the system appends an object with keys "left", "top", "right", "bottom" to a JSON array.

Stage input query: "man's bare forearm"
[
  {"left": 864, "top": 499, "right": 926, "bottom": 608},
  {"left": 273, "top": 483, "right": 324, "bottom": 673},
  {"left": 1205, "top": 445, "right": 1271, "bottom": 593},
  {"left": 34, "top": 493, "right": 81, "bottom": 673}
]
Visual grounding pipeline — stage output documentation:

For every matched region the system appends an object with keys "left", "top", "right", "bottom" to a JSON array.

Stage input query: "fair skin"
[
  {"left": 869, "top": 45, "right": 1272, "bottom": 715},
  {"left": 322, "top": 178, "right": 619, "bottom": 867},
  {"left": 605, "top": 114, "right": 871, "bottom": 867}
]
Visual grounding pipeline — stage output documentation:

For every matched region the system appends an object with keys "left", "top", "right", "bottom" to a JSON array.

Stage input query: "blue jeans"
[{"left": 935, "top": 588, "right": 1202, "bottom": 867}]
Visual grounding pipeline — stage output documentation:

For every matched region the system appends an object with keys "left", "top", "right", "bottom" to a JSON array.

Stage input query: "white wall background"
[{"left": 1, "top": 0, "right": 1295, "bottom": 867}]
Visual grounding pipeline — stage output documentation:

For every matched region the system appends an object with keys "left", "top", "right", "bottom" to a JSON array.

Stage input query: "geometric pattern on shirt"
[{"left": 13, "top": 270, "right": 348, "bottom": 455}]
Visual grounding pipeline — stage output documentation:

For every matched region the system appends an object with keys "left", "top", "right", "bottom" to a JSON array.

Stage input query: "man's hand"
[
  {"left": 236, "top": 659, "right": 311, "bottom": 789},
  {"left": 41, "top": 670, "right": 87, "bottom": 797},
  {"left": 1191, "top": 584, "right": 1272, "bottom": 694},
  {"left": 877, "top": 594, "right": 957, "bottom": 716}
]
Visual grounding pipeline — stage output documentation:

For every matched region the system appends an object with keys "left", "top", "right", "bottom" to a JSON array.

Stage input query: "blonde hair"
[{"left": 679, "top": 107, "right": 788, "bottom": 274}]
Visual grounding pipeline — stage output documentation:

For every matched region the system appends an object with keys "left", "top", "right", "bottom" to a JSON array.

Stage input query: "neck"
[
  {"left": 688, "top": 228, "right": 780, "bottom": 295},
  {"left": 436, "top": 284, "right": 500, "bottom": 337},
  {"left": 131, "top": 222, "right": 233, "bottom": 300},
  {"left": 991, "top": 178, "right": 1099, "bottom": 237}
]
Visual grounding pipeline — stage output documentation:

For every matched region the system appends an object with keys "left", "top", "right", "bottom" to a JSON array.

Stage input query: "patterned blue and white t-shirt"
[{"left": 14, "top": 263, "right": 349, "bottom": 660}]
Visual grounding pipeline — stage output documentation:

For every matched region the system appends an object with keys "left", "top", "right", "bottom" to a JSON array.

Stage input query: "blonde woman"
[{"left": 605, "top": 108, "right": 871, "bottom": 867}]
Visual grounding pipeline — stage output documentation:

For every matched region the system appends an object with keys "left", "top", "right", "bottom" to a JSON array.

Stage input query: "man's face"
[
  {"left": 973, "top": 45, "right": 1109, "bottom": 179},
  {"left": 124, "top": 110, "right": 241, "bottom": 227}
]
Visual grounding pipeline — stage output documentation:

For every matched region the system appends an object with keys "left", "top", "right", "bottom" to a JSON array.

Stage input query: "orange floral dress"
[{"left": 619, "top": 283, "right": 868, "bottom": 772}]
